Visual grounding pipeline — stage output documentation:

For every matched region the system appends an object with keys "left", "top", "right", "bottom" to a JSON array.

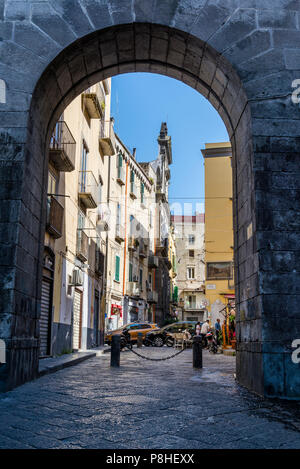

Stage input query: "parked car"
[
  {"left": 144, "top": 321, "right": 199, "bottom": 347},
  {"left": 105, "top": 322, "right": 158, "bottom": 345}
]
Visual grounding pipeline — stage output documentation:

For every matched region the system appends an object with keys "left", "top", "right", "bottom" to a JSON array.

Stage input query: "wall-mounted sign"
[
  {"left": 111, "top": 304, "right": 122, "bottom": 317},
  {"left": 206, "top": 284, "right": 216, "bottom": 290}
]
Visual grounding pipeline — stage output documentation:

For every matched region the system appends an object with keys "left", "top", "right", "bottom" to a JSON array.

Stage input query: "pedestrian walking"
[
  {"left": 215, "top": 318, "right": 221, "bottom": 345},
  {"left": 195, "top": 321, "right": 201, "bottom": 336},
  {"left": 201, "top": 320, "right": 210, "bottom": 348}
]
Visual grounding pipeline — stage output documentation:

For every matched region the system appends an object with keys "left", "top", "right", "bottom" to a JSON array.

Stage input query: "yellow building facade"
[{"left": 202, "top": 142, "right": 235, "bottom": 331}]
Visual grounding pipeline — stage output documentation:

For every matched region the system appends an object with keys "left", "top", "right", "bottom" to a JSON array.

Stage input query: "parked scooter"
[
  {"left": 205, "top": 331, "right": 218, "bottom": 354},
  {"left": 145, "top": 330, "right": 174, "bottom": 347},
  {"left": 120, "top": 329, "right": 133, "bottom": 350}
]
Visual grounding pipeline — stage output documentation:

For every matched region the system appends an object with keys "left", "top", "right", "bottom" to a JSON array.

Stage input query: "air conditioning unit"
[{"left": 71, "top": 268, "right": 83, "bottom": 286}]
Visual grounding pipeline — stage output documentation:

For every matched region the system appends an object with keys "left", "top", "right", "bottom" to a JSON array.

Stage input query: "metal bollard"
[
  {"left": 137, "top": 332, "right": 143, "bottom": 348},
  {"left": 193, "top": 335, "right": 203, "bottom": 369},
  {"left": 111, "top": 334, "right": 120, "bottom": 367}
]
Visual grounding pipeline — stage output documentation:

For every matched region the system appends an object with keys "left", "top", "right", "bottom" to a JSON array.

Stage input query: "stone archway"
[{"left": 0, "top": 1, "right": 299, "bottom": 399}]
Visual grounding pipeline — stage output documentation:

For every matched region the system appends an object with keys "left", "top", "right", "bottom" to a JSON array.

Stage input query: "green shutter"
[
  {"left": 115, "top": 255, "right": 120, "bottom": 282},
  {"left": 141, "top": 183, "right": 144, "bottom": 203},
  {"left": 129, "top": 262, "right": 133, "bottom": 282}
]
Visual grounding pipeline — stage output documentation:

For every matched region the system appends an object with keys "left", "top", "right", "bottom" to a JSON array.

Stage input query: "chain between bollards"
[{"left": 110, "top": 333, "right": 203, "bottom": 367}]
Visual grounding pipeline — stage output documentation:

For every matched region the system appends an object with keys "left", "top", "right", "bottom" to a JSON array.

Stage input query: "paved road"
[{"left": 1, "top": 348, "right": 300, "bottom": 449}]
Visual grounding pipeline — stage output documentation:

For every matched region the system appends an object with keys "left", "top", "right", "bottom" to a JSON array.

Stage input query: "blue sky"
[{"left": 111, "top": 73, "right": 229, "bottom": 215}]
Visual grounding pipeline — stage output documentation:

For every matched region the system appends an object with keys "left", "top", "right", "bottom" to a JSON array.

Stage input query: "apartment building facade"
[
  {"left": 139, "top": 122, "right": 173, "bottom": 325},
  {"left": 172, "top": 214, "right": 206, "bottom": 323},
  {"left": 201, "top": 142, "right": 235, "bottom": 327},
  {"left": 42, "top": 80, "right": 113, "bottom": 356},
  {"left": 105, "top": 136, "right": 155, "bottom": 330}
]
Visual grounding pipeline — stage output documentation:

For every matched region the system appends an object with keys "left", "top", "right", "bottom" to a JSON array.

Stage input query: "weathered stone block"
[
  {"left": 4, "top": 1, "right": 30, "bottom": 21},
  {"left": 133, "top": 0, "right": 155, "bottom": 23},
  {"left": 210, "top": 8, "right": 256, "bottom": 53},
  {"left": 31, "top": 3, "right": 76, "bottom": 46},
  {"left": 80, "top": 0, "right": 112, "bottom": 29},
  {"left": 14, "top": 22, "right": 60, "bottom": 62}
]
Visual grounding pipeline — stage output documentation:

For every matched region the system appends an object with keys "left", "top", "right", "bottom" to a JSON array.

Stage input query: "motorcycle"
[
  {"left": 205, "top": 331, "right": 218, "bottom": 354},
  {"left": 120, "top": 329, "right": 133, "bottom": 350},
  {"left": 146, "top": 330, "right": 175, "bottom": 347}
]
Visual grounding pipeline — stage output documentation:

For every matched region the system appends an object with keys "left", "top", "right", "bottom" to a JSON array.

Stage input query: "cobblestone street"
[{"left": 1, "top": 349, "right": 300, "bottom": 449}]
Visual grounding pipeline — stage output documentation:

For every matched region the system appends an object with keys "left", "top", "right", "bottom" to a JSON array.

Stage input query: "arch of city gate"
[{"left": 0, "top": 1, "right": 299, "bottom": 398}]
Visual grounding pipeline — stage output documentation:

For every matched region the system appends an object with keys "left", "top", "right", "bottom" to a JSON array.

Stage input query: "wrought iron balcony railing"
[
  {"left": 49, "top": 121, "right": 76, "bottom": 172},
  {"left": 46, "top": 196, "right": 64, "bottom": 239},
  {"left": 99, "top": 120, "right": 116, "bottom": 156},
  {"left": 147, "top": 290, "right": 158, "bottom": 304},
  {"left": 76, "top": 229, "right": 89, "bottom": 262},
  {"left": 95, "top": 248, "right": 105, "bottom": 276},
  {"left": 115, "top": 224, "right": 125, "bottom": 242},
  {"left": 78, "top": 171, "right": 98, "bottom": 209},
  {"left": 82, "top": 83, "right": 105, "bottom": 119}
]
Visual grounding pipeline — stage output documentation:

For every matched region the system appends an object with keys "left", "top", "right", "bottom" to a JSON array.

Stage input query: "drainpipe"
[
  {"left": 122, "top": 160, "right": 129, "bottom": 313},
  {"left": 103, "top": 151, "right": 111, "bottom": 339}
]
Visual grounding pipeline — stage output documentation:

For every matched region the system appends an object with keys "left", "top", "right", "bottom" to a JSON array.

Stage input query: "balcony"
[
  {"left": 184, "top": 302, "right": 206, "bottom": 311},
  {"left": 129, "top": 182, "right": 138, "bottom": 199},
  {"left": 95, "top": 248, "right": 105, "bottom": 276},
  {"left": 78, "top": 171, "right": 98, "bottom": 209},
  {"left": 139, "top": 238, "right": 147, "bottom": 258},
  {"left": 156, "top": 238, "right": 168, "bottom": 258},
  {"left": 76, "top": 229, "right": 89, "bottom": 262},
  {"left": 49, "top": 121, "right": 76, "bottom": 172},
  {"left": 46, "top": 196, "right": 64, "bottom": 239},
  {"left": 128, "top": 235, "right": 137, "bottom": 252},
  {"left": 155, "top": 185, "right": 167, "bottom": 203},
  {"left": 127, "top": 281, "right": 140, "bottom": 297},
  {"left": 147, "top": 290, "right": 158, "bottom": 304},
  {"left": 96, "top": 211, "right": 108, "bottom": 232},
  {"left": 116, "top": 166, "right": 125, "bottom": 185},
  {"left": 81, "top": 84, "right": 104, "bottom": 119},
  {"left": 148, "top": 254, "right": 159, "bottom": 269},
  {"left": 115, "top": 224, "right": 125, "bottom": 242},
  {"left": 103, "top": 79, "right": 110, "bottom": 95},
  {"left": 99, "top": 120, "right": 116, "bottom": 157}
]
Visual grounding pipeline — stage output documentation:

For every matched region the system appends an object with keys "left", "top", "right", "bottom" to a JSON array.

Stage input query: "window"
[
  {"left": 187, "top": 267, "right": 195, "bottom": 279},
  {"left": 115, "top": 255, "right": 120, "bottom": 282},
  {"left": 117, "top": 152, "right": 123, "bottom": 178},
  {"left": 78, "top": 210, "right": 85, "bottom": 230},
  {"left": 189, "top": 250, "right": 194, "bottom": 258},
  {"left": 48, "top": 172, "right": 57, "bottom": 195},
  {"left": 207, "top": 262, "right": 232, "bottom": 280},
  {"left": 139, "top": 268, "right": 143, "bottom": 290},
  {"left": 129, "top": 262, "right": 133, "bottom": 282},
  {"left": 80, "top": 142, "right": 89, "bottom": 190},
  {"left": 188, "top": 234, "right": 195, "bottom": 245},
  {"left": 98, "top": 179, "right": 103, "bottom": 204},
  {"left": 141, "top": 182, "right": 144, "bottom": 204},
  {"left": 117, "top": 203, "right": 121, "bottom": 226},
  {"left": 187, "top": 295, "right": 196, "bottom": 308}
]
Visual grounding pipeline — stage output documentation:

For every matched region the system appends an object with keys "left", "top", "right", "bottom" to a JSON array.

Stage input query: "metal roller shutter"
[
  {"left": 73, "top": 290, "right": 82, "bottom": 350},
  {"left": 40, "top": 279, "right": 51, "bottom": 357}
]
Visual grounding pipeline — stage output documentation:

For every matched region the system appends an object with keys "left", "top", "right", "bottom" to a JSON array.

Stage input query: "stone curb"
[{"left": 38, "top": 351, "right": 97, "bottom": 377}]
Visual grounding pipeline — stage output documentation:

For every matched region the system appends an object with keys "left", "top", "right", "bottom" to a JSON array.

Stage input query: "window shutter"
[
  {"left": 115, "top": 255, "right": 120, "bottom": 282},
  {"left": 117, "top": 152, "right": 122, "bottom": 168},
  {"left": 141, "top": 183, "right": 144, "bottom": 203}
]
